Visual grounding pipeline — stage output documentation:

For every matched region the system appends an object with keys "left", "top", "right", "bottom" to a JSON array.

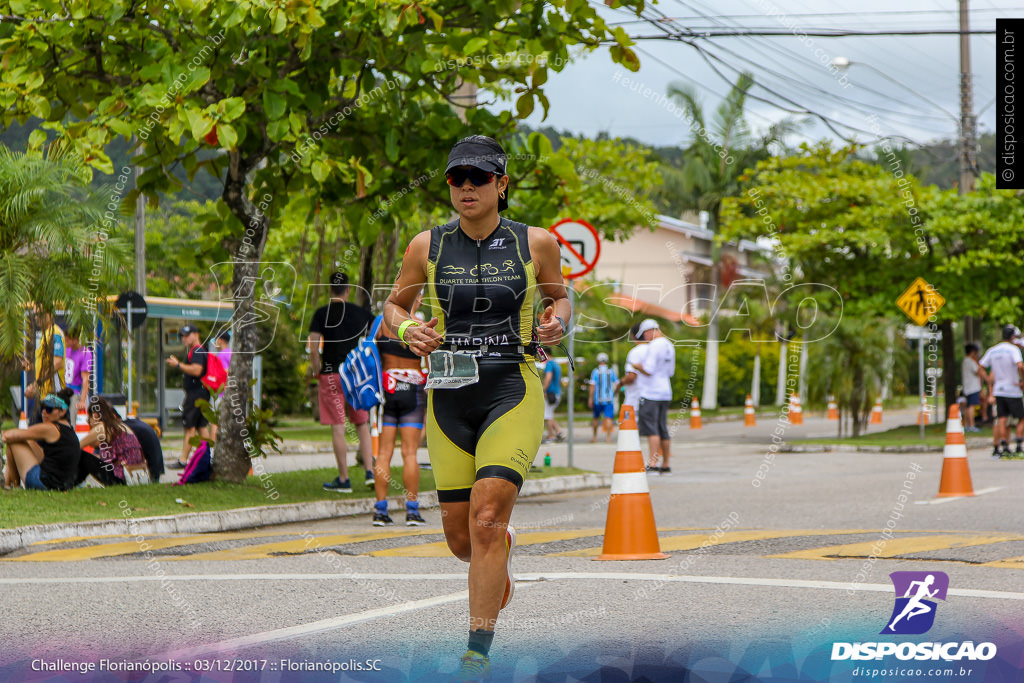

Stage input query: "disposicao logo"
[
  {"left": 831, "top": 571, "right": 997, "bottom": 663},
  {"left": 881, "top": 571, "right": 948, "bottom": 635}
]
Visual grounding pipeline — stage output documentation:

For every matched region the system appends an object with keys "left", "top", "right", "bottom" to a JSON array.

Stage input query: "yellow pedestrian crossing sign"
[{"left": 896, "top": 277, "right": 945, "bottom": 326}]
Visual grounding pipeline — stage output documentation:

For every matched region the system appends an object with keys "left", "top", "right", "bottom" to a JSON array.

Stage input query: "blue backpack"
[{"left": 339, "top": 314, "right": 384, "bottom": 411}]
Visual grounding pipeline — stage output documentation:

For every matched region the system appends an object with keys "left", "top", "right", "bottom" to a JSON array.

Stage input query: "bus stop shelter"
[{"left": 95, "top": 296, "right": 259, "bottom": 432}]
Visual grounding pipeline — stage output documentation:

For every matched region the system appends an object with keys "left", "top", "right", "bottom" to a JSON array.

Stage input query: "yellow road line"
[
  {"left": 769, "top": 534, "right": 1024, "bottom": 561},
  {"left": 979, "top": 555, "right": 1024, "bottom": 569},
  {"left": 6, "top": 530, "right": 303, "bottom": 562},
  {"left": 169, "top": 530, "right": 441, "bottom": 561},
  {"left": 548, "top": 528, "right": 881, "bottom": 558},
  {"left": 368, "top": 530, "right": 605, "bottom": 557}
]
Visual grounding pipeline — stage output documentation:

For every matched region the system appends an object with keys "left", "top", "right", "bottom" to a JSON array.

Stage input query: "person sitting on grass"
[
  {"left": 2, "top": 388, "right": 80, "bottom": 491},
  {"left": 78, "top": 396, "right": 146, "bottom": 486}
]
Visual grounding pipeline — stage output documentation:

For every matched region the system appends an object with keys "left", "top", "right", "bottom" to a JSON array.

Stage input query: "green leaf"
[
  {"left": 27, "top": 129, "right": 47, "bottom": 148},
  {"left": 311, "top": 159, "right": 329, "bottom": 183},
  {"left": 216, "top": 122, "right": 238, "bottom": 149},
  {"left": 464, "top": 37, "right": 489, "bottom": 55},
  {"left": 220, "top": 97, "right": 247, "bottom": 121},
  {"left": 515, "top": 93, "right": 534, "bottom": 119},
  {"left": 267, "top": 118, "right": 290, "bottom": 142},
  {"left": 263, "top": 90, "right": 286, "bottom": 120},
  {"left": 385, "top": 129, "right": 399, "bottom": 163},
  {"left": 189, "top": 110, "right": 215, "bottom": 140},
  {"left": 271, "top": 8, "right": 287, "bottom": 34}
]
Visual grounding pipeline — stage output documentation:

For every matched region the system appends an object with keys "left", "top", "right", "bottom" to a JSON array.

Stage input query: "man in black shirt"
[
  {"left": 309, "top": 272, "right": 375, "bottom": 492},
  {"left": 166, "top": 325, "right": 212, "bottom": 469}
]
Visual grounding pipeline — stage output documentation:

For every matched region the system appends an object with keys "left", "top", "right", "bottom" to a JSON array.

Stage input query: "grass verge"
[
  {"left": 0, "top": 465, "right": 590, "bottom": 529},
  {"left": 792, "top": 423, "right": 965, "bottom": 448}
]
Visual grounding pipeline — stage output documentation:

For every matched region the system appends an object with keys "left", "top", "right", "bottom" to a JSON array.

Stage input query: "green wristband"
[{"left": 398, "top": 319, "right": 421, "bottom": 343}]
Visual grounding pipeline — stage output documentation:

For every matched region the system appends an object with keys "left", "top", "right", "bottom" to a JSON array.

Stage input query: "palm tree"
[
  {"left": 0, "top": 142, "right": 129, "bottom": 369},
  {"left": 667, "top": 73, "right": 795, "bottom": 409},
  {"left": 806, "top": 317, "right": 903, "bottom": 437}
]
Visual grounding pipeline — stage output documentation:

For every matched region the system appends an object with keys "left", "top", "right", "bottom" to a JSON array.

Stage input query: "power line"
[
  {"left": 627, "top": 29, "right": 997, "bottom": 38},
  {"left": 609, "top": 7, "right": 1019, "bottom": 25}
]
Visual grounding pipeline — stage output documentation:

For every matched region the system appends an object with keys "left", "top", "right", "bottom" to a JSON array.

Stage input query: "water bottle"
[{"left": 544, "top": 452, "right": 551, "bottom": 467}]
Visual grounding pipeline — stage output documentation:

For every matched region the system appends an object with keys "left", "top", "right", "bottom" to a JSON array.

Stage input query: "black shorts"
[
  {"left": 426, "top": 361, "right": 544, "bottom": 502},
  {"left": 638, "top": 398, "right": 671, "bottom": 439},
  {"left": 382, "top": 380, "right": 427, "bottom": 429},
  {"left": 995, "top": 395, "right": 1024, "bottom": 420},
  {"left": 182, "top": 388, "right": 211, "bottom": 429}
]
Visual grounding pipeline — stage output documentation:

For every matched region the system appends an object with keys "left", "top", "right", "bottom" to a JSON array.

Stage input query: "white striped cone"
[
  {"left": 690, "top": 398, "right": 702, "bottom": 429},
  {"left": 870, "top": 398, "right": 883, "bottom": 424},
  {"left": 937, "top": 404, "right": 974, "bottom": 497},
  {"left": 789, "top": 393, "right": 803, "bottom": 425},
  {"left": 744, "top": 395, "right": 756, "bottom": 426},
  {"left": 827, "top": 395, "right": 839, "bottom": 420},
  {"left": 596, "top": 405, "right": 668, "bottom": 561},
  {"left": 18, "top": 411, "right": 28, "bottom": 429}
]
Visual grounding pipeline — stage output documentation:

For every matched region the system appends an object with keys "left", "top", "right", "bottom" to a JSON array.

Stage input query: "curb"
[
  {"left": 780, "top": 438, "right": 992, "bottom": 454},
  {"left": 0, "top": 473, "right": 611, "bottom": 556}
]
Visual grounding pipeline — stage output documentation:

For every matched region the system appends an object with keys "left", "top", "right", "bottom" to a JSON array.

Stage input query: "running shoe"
[
  {"left": 450, "top": 650, "right": 490, "bottom": 682},
  {"left": 659, "top": 467, "right": 672, "bottom": 476},
  {"left": 365, "top": 472, "right": 375, "bottom": 488},
  {"left": 500, "top": 525, "right": 517, "bottom": 610},
  {"left": 554, "top": 433, "right": 566, "bottom": 443},
  {"left": 323, "top": 477, "right": 352, "bottom": 493},
  {"left": 406, "top": 510, "right": 426, "bottom": 526},
  {"left": 168, "top": 460, "right": 188, "bottom": 470},
  {"left": 372, "top": 511, "right": 394, "bottom": 526}
]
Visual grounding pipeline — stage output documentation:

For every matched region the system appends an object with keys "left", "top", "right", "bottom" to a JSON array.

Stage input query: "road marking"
[
  {"left": 167, "top": 530, "right": 440, "bottom": 562},
  {"left": 0, "top": 572, "right": 1020, "bottom": 601},
  {"left": 368, "top": 530, "right": 604, "bottom": 557},
  {"left": 163, "top": 589, "right": 473, "bottom": 659},
  {"left": 768, "top": 534, "right": 1024, "bottom": 561},
  {"left": 914, "top": 487, "right": 1002, "bottom": 504},
  {"left": 549, "top": 529, "right": 882, "bottom": 557},
  {"left": 980, "top": 556, "right": 1024, "bottom": 569},
  {"left": 2, "top": 530, "right": 294, "bottom": 562}
]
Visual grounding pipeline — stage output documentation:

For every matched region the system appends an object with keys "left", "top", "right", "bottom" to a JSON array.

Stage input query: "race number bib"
[{"left": 425, "top": 351, "right": 480, "bottom": 389}]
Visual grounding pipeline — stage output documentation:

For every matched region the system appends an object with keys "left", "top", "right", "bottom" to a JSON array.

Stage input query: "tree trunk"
[
  {"left": 751, "top": 348, "right": 761, "bottom": 407},
  {"left": 357, "top": 243, "right": 375, "bottom": 308},
  {"left": 851, "top": 364, "right": 865, "bottom": 437},
  {"left": 701, "top": 211, "right": 722, "bottom": 410},
  {"left": 214, "top": 156, "right": 270, "bottom": 484},
  {"left": 775, "top": 340, "right": 788, "bottom": 406},
  {"left": 940, "top": 319, "right": 956, "bottom": 421}
]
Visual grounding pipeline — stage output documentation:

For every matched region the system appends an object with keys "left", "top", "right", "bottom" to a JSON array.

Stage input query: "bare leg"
[
  {"left": 647, "top": 435, "right": 661, "bottom": 468},
  {"left": 660, "top": 437, "right": 672, "bottom": 469},
  {"left": 330, "top": 423, "right": 349, "bottom": 481},
  {"left": 179, "top": 427, "right": 196, "bottom": 465},
  {"left": 374, "top": 426, "right": 397, "bottom": 502},
  {"left": 8, "top": 442, "right": 44, "bottom": 486},
  {"left": 591, "top": 418, "right": 599, "bottom": 442},
  {"left": 467, "top": 478, "right": 518, "bottom": 633},
  {"left": 355, "top": 421, "right": 373, "bottom": 470},
  {"left": 440, "top": 500, "right": 471, "bottom": 561},
  {"left": 603, "top": 416, "right": 615, "bottom": 443},
  {"left": 400, "top": 425, "right": 421, "bottom": 502}
]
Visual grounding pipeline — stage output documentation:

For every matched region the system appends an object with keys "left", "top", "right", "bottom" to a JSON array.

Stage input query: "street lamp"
[{"left": 831, "top": 57, "right": 959, "bottom": 124}]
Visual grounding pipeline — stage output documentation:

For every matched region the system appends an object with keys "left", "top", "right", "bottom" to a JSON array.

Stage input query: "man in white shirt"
[
  {"left": 961, "top": 343, "right": 984, "bottom": 432},
  {"left": 618, "top": 323, "right": 648, "bottom": 413},
  {"left": 979, "top": 325, "right": 1024, "bottom": 457},
  {"left": 633, "top": 319, "right": 675, "bottom": 475}
]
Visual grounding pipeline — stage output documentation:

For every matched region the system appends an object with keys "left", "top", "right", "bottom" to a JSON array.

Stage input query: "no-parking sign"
[{"left": 549, "top": 218, "right": 601, "bottom": 280}]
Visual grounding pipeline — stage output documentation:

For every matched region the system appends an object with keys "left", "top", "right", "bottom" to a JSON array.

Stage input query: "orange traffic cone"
[
  {"left": 937, "top": 404, "right": 974, "bottom": 497},
  {"left": 18, "top": 410, "right": 28, "bottom": 429},
  {"left": 371, "top": 410, "right": 380, "bottom": 459},
  {"left": 690, "top": 398, "right": 702, "bottom": 430},
  {"left": 789, "top": 393, "right": 803, "bottom": 425},
  {"left": 917, "top": 395, "right": 929, "bottom": 425},
  {"left": 75, "top": 406, "right": 90, "bottom": 435},
  {"left": 870, "top": 398, "right": 883, "bottom": 424},
  {"left": 744, "top": 395, "right": 756, "bottom": 426},
  {"left": 827, "top": 394, "right": 839, "bottom": 420},
  {"left": 596, "top": 405, "right": 669, "bottom": 561}
]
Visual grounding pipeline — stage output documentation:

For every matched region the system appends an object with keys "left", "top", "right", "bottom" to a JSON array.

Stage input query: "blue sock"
[
  {"left": 406, "top": 501, "right": 419, "bottom": 512},
  {"left": 375, "top": 500, "right": 388, "bottom": 513}
]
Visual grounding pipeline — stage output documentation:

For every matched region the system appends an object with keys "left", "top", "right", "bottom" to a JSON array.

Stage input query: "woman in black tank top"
[
  {"left": 2, "top": 388, "right": 80, "bottom": 491},
  {"left": 381, "top": 135, "right": 571, "bottom": 676}
]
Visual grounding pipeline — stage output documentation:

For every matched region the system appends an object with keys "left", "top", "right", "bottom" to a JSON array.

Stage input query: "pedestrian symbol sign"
[{"left": 896, "top": 277, "right": 945, "bottom": 326}]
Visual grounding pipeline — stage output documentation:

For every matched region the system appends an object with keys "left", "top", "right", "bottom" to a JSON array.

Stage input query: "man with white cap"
[
  {"left": 632, "top": 319, "right": 675, "bottom": 474},
  {"left": 617, "top": 322, "right": 648, "bottom": 415},
  {"left": 980, "top": 324, "right": 1024, "bottom": 458},
  {"left": 588, "top": 351, "right": 619, "bottom": 443}
]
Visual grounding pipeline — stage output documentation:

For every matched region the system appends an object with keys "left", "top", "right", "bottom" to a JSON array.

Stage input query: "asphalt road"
[{"left": 2, "top": 410, "right": 1022, "bottom": 682}]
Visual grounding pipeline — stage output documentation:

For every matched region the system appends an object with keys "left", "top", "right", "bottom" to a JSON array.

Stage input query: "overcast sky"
[{"left": 509, "top": 0, "right": 1004, "bottom": 149}]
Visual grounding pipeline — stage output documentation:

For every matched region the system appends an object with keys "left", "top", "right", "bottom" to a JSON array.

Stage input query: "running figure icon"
[{"left": 888, "top": 574, "right": 939, "bottom": 631}]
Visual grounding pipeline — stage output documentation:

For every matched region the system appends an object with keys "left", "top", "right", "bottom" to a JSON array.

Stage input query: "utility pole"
[
  {"left": 134, "top": 164, "right": 146, "bottom": 296},
  {"left": 959, "top": 0, "right": 977, "bottom": 195}
]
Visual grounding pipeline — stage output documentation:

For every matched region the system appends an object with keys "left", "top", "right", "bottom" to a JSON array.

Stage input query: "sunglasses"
[
  {"left": 445, "top": 168, "right": 496, "bottom": 187},
  {"left": 41, "top": 404, "right": 62, "bottom": 413}
]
